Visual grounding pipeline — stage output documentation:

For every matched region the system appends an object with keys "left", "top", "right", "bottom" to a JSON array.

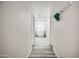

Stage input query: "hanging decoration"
[
  {"left": 53, "top": 1, "right": 72, "bottom": 22},
  {"left": 54, "top": 12, "right": 60, "bottom": 22}
]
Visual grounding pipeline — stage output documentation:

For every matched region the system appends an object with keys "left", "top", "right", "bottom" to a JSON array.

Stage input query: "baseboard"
[
  {"left": 51, "top": 45, "right": 60, "bottom": 58},
  {"left": 26, "top": 47, "right": 32, "bottom": 58},
  {"left": 0, "top": 55, "right": 9, "bottom": 58},
  {"left": 53, "top": 47, "right": 60, "bottom": 58}
]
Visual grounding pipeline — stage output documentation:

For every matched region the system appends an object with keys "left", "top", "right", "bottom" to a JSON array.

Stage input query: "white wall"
[
  {"left": 50, "top": 2, "right": 79, "bottom": 58},
  {"left": 0, "top": 2, "right": 3, "bottom": 56},
  {"left": 50, "top": 1, "right": 65, "bottom": 47},
  {"left": 0, "top": 2, "right": 32, "bottom": 58}
]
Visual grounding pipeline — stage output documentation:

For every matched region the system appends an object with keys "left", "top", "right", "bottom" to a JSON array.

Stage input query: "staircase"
[
  {"left": 33, "top": 37, "right": 50, "bottom": 48},
  {"left": 28, "top": 47, "right": 57, "bottom": 58},
  {"left": 28, "top": 37, "right": 57, "bottom": 58}
]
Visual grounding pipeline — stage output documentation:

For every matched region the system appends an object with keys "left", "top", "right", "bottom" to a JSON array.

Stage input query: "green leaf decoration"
[{"left": 54, "top": 12, "right": 60, "bottom": 21}]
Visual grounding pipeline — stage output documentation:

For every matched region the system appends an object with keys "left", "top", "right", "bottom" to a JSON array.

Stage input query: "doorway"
[{"left": 32, "top": 6, "right": 50, "bottom": 49}]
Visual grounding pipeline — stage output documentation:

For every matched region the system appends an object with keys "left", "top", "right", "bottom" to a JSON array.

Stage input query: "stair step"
[
  {"left": 32, "top": 50, "right": 53, "bottom": 53},
  {"left": 33, "top": 45, "right": 50, "bottom": 47},
  {"left": 33, "top": 43, "right": 50, "bottom": 45},
  {"left": 33, "top": 47, "right": 51, "bottom": 49},
  {"left": 29, "top": 54, "right": 57, "bottom": 58},
  {"left": 29, "top": 48, "right": 57, "bottom": 58},
  {"left": 32, "top": 48, "right": 52, "bottom": 50},
  {"left": 31, "top": 51, "right": 55, "bottom": 55}
]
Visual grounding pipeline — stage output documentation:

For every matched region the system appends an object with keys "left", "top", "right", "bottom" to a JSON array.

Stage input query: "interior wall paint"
[
  {"left": 50, "top": 1, "right": 65, "bottom": 51},
  {"left": 0, "top": 2, "right": 32, "bottom": 58},
  {"left": 0, "top": 3, "right": 3, "bottom": 56},
  {"left": 50, "top": 2, "right": 79, "bottom": 58}
]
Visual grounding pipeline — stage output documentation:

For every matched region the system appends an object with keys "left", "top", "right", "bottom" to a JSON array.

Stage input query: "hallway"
[{"left": 1, "top": 1, "right": 79, "bottom": 58}]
